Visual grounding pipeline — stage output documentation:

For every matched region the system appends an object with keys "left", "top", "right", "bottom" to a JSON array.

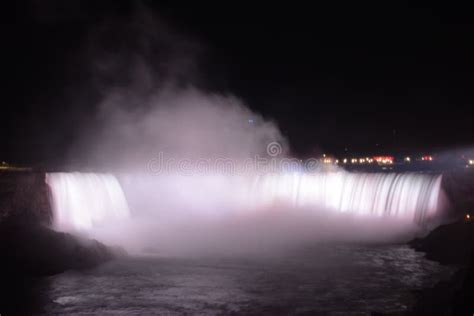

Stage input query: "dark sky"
[{"left": 2, "top": 1, "right": 473, "bottom": 165}]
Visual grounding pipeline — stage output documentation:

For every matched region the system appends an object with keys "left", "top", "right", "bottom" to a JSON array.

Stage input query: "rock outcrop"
[
  {"left": 0, "top": 171, "right": 124, "bottom": 277},
  {"left": 0, "top": 221, "right": 123, "bottom": 276},
  {"left": 410, "top": 220, "right": 474, "bottom": 265},
  {"left": 0, "top": 171, "right": 52, "bottom": 224},
  {"left": 408, "top": 219, "right": 474, "bottom": 315}
]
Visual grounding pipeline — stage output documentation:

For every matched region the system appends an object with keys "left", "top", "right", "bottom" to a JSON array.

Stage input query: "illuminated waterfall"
[
  {"left": 252, "top": 172, "right": 442, "bottom": 223},
  {"left": 46, "top": 171, "right": 442, "bottom": 233},
  {"left": 46, "top": 173, "right": 130, "bottom": 231}
]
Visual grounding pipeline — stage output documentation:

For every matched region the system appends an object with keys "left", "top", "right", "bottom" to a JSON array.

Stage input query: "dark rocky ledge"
[
  {"left": 407, "top": 219, "right": 474, "bottom": 315},
  {"left": 410, "top": 220, "right": 474, "bottom": 265},
  {"left": 0, "top": 220, "right": 125, "bottom": 314},
  {"left": 0, "top": 171, "right": 124, "bottom": 277},
  {"left": 0, "top": 171, "right": 126, "bottom": 314},
  {"left": 0, "top": 221, "right": 124, "bottom": 276},
  {"left": 0, "top": 171, "right": 52, "bottom": 225}
]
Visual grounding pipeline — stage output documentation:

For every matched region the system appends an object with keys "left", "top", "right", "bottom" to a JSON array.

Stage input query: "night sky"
[{"left": 2, "top": 1, "right": 473, "bottom": 166}]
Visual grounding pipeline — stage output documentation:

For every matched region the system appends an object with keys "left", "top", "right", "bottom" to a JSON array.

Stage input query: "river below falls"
[{"left": 16, "top": 243, "right": 454, "bottom": 315}]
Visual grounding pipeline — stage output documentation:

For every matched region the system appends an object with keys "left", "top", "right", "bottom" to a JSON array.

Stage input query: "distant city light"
[
  {"left": 373, "top": 156, "right": 394, "bottom": 165},
  {"left": 303, "top": 152, "right": 474, "bottom": 168},
  {"left": 0, "top": 161, "right": 31, "bottom": 171},
  {"left": 300, "top": 153, "right": 471, "bottom": 169},
  {"left": 322, "top": 158, "right": 332, "bottom": 164}
]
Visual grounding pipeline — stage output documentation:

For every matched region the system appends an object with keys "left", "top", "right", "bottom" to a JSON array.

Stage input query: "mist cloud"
[{"left": 67, "top": 6, "right": 286, "bottom": 171}]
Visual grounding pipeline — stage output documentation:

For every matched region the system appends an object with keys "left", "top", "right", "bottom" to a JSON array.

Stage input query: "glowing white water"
[
  {"left": 46, "top": 173, "right": 130, "bottom": 231},
  {"left": 46, "top": 171, "right": 442, "bottom": 235},
  {"left": 252, "top": 172, "right": 442, "bottom": 224}
]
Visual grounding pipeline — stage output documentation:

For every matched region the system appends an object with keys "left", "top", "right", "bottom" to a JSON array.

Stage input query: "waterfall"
[
  {"left": 46, "top": 171, "right": 442, "bottom": 233},
  {"left": 46, "top": 173, "right": 130, "bottom": 232},
  {"left": 252, "top": 172, "right": 442, "bottom": 224}
]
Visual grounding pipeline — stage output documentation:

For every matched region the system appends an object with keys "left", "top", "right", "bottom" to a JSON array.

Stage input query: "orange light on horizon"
[{"left": 373, "top": 156, "right": 394, "bottom": 165}]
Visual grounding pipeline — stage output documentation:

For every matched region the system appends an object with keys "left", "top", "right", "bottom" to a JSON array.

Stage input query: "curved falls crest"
[{"left": 46, "top": 171, "right": 442, "bottom": 233}]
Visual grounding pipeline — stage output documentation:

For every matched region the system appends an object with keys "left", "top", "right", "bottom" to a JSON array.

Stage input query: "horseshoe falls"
[{"left": 45, "top": 171, "right": 442, "bottom": 234}]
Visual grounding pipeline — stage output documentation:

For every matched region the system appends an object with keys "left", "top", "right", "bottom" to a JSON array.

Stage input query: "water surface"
[{"left": 39, "top": 244, "right": 452, "bottom": 315}]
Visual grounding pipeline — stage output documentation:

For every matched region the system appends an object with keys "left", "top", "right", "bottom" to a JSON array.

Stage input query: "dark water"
[{"left": 16, "top": 244, "right": 454, "bottom": 315}]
